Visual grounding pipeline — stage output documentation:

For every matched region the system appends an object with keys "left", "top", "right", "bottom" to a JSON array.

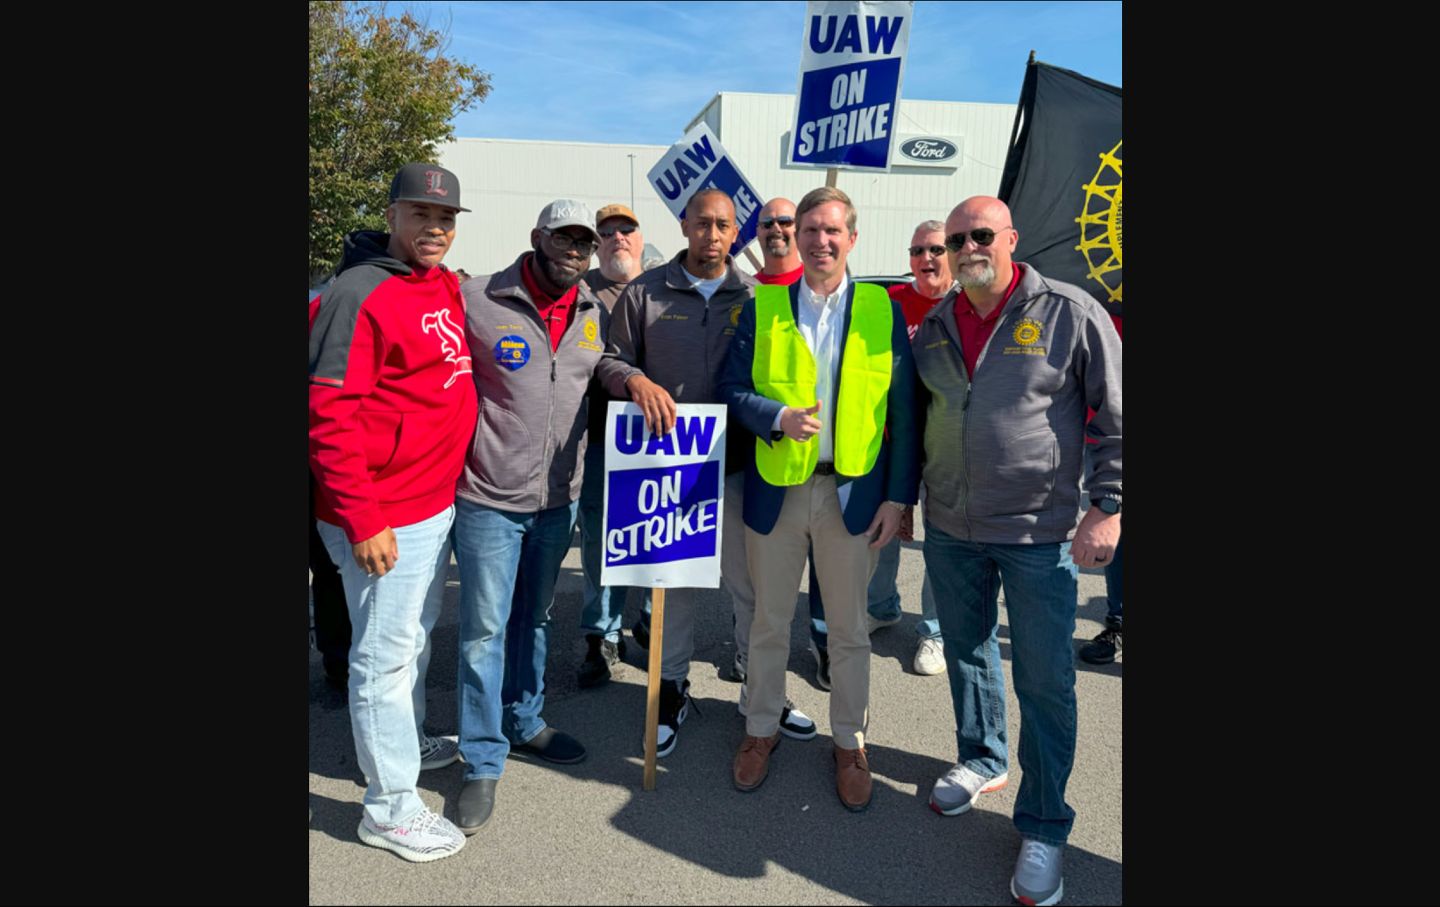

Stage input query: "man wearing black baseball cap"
[{"left": 309, "top": 162, "right": 476, "bottom": 863}]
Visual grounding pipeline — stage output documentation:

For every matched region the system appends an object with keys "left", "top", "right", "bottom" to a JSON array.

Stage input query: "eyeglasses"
[
  {"left": 908, "top": 244, "right": 947, "bottom": 257},
  {"left": 598, "top": 223, "right": 638, "bottom": 238},
  {"left": 542, "top": 229, "right": 597, "bottom": 255},
  {"left": 759, "top": 216, "right": 795, "bottom": 229},
  {"left": 944, "top": 227, "right": 1013, "bottom": 251}
]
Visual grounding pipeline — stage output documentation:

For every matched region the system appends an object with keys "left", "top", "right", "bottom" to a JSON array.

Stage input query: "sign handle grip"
[{"left": 642, "top": 587, "right": 667, "bottom": 791}]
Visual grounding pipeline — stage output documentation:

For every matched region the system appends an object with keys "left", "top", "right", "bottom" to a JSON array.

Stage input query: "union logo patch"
[
  {"left": 583, "top": 320, "right": 598, "bottom": 342},
  {"left": 1013, "top": 319, "right": 1043, "bottom": 346}
]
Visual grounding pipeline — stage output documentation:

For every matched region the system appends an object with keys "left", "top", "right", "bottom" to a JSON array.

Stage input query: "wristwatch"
[{"left": 1092, "top": 495, "right": 1121, "bottom": 515}]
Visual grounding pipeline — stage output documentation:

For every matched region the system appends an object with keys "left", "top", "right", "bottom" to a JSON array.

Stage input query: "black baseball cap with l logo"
[{"left": 389, "top": 163, "right": 471, "bottom": 212}]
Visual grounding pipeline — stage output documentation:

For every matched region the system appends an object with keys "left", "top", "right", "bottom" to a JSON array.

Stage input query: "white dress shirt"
[{"left": 792, "top": 273, "right": 849, "bottom": 464}]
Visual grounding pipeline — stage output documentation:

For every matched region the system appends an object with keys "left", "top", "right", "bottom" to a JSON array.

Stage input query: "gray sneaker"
[
  {"left": 929, "top": 763, "right": 1008, "bottom": 815},
  {"left": 1010, "top": 838, "right": 1064, "bottom": 905},
  {"left": 418, "top": 734, "right": 461, "bottom": 771},
  {"left": 357, "top": 808, "right": 466, "bottom": 863}
]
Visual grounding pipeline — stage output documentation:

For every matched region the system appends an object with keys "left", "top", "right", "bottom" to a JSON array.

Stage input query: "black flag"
[{"left": 998, "top": 60, "right": 1122, "bottom": 319}]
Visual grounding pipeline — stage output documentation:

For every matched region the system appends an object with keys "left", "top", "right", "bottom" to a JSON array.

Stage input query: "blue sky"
[{"left": 416, "top": 1, "right": 1121, "bottom": 145}]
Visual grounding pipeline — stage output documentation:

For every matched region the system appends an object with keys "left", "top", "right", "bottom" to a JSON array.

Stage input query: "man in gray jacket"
[
  {"left": 913, "top": 196, "right": 1121, "bottom": 907},
  {"left": 574, "top": 204, "right": 648, "bottom": 689},
  {"left": 452, "top": 200, "right": 610, "bottom": 835},
  {"left": 596, "top": 188, "right": 818, "bottom": 760}
]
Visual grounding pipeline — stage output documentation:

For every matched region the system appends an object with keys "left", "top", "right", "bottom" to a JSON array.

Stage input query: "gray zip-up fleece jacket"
[
  {"left": 912, "top": 263, "right": 1121, "bottom": 545},
  {"left": 457, "top": 254, "right": 609, "bottom": 513},
  {"left": 594, "top": 252, "right": 758, "bottom": 474}
]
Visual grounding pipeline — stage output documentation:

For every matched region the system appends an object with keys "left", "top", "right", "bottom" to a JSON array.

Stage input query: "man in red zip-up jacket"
[{"left": 309, "top": 163, "right": 479, "bottom": 864}]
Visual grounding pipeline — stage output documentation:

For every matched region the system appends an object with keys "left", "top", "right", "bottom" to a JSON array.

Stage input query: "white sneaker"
[
  {"left": 357, "top": 808, "right": 466, "bottom": 863},
  {"left": 913, "top": 637, "right": 947, "bottom": 675},
  {"left": 418, "top": 734, "right": 461, "bottom": 770}
]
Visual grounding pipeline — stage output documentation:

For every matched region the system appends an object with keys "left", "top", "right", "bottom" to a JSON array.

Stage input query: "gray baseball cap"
[
  {"left": 390, "top": 163, "right": 471, "bottom": 212},
  {"left": 535, "top": 199, "right": 599, "bottom": 243}
]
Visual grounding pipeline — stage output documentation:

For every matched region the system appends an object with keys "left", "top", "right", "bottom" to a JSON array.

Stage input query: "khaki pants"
[{"left": 744, "top": 474, "right": 878, "bottom": 749}]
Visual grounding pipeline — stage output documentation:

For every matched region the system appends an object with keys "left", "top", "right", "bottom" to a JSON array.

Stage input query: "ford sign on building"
[{"left": 897, "top": 135, "right": 961, "bottom": 168}]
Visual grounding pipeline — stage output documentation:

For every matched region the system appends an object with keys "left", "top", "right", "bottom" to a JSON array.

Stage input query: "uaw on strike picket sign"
[
  {"left": 647, "top": 123, "right": 763, "bottom": 259},
  {"left": 788, "top": 0, "right": 914, "bottom": 171},
  {"left": 600, "top": 402, "right": 727, "bottom": 589}
]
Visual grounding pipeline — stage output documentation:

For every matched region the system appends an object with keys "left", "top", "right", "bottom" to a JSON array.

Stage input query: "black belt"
[{"left": 814, "top": 463, "right": 836, "bottom": 476}]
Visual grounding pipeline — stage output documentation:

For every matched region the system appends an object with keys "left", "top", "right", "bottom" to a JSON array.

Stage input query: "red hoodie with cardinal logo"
[{"left": 309, "top": 230, "right": 478, "bottom": 543}]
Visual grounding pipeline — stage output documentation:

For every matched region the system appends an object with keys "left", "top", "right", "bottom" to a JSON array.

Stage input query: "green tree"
[{"left": 309, "top": 1, "right": 491, "bottom": 285}]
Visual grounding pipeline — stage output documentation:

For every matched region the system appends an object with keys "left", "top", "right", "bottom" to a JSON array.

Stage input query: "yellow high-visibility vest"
[{"left": 752, "top": 283, "right": 892, "bottom": 486}]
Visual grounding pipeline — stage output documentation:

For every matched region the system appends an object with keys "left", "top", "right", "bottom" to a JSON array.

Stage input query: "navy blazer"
[{"left": 718, "top": 279, "right": 919, "bottom": 536}]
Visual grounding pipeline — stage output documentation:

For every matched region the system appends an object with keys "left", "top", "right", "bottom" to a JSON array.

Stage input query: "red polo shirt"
[
  {"left": 954, "top": 263, "right": 1024, "bottom": 378},
  {"left": 520, "top": 254, "right": 578, "bottom": 352},
  {"left": 888, "top": 282, "right": 944, "bottom": 341},
  {"left": 755, "top": 264, "right": 804, "bottom": 286}
]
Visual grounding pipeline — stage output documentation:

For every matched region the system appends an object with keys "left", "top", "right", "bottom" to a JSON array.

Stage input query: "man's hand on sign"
[
  {"left": 353, "top": 527, "right": 399, "bottom": 577},
  {"left": 780, "top": 401, "right": 823, "bottom": 442},
  {"left": 627, "top": 374, "right": 677, "bottom": 435},
  {"left": 867, "top": 501, "right": 904, "bottom": 549}
]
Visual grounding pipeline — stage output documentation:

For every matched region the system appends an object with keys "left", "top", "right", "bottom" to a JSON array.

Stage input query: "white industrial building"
[{"left": 438, "top": 91, "right": 1016, "bottom": 279}]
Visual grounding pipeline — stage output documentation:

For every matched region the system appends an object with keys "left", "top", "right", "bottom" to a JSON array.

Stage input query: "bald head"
[
  {"left": 945, "top": 196, "right": 1019, "bottom": 298},
  {"left": 685, "top": 188, "right": 735, "bottom": 220},
  {"left": 758, "top": 197, "right": 799, "bottom": 265}
]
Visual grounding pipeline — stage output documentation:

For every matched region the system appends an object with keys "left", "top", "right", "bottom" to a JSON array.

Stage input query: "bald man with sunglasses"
[{"left": 911, "top": 196, "right": 1121, "bottom": 906}]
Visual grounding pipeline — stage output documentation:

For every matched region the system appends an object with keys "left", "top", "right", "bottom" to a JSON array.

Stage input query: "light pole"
[{"left": 627, "top": 153, "right": 636, "bottom": 212}]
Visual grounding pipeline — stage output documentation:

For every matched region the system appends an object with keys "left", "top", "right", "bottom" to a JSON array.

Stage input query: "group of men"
[{"left": 308, "top": 162, "right": 1121, "bottom": 907}]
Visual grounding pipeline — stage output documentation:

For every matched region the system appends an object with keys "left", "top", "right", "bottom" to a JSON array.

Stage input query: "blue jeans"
[
  {"left": 924, "top": 521, "right": 1079, "bottom": 846},
  {"left": 1104, "top": 535, "right": 1123, "bottom": 627},
  {"left": 864, "top": 535, "right": 940, "bottom": 639},
  {"left": 317, "top": 506, "right": 454, "bottom": 827},
  {"left": 453, "top": 498, "right": 578, "bottom": 780},
  {"left": 577, "top": 441, "right": 644, "bottom": 642}
]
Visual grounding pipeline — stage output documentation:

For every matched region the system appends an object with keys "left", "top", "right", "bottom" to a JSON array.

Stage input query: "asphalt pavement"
[{"left": 308, "top": 521, "right": 1122, "bottom": 904}]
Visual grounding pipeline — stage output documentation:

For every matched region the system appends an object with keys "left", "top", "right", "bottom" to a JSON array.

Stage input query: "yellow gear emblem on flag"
[
  {"left": 1013, "top": 319, "right": 1043, "bottom": 346},
  {"left": 1075, "top": 141, "right": 1122, "bottom": 304},
  {"left": 583, "top": 320, "right": 597, "bottom": 342}
]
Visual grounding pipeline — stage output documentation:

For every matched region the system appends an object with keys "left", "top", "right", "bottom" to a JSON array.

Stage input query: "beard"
[
  {"left": 599, "top": 251, "right": 638, "bottom": 282},
  {"left": 765, "top": 235, "right": 792, "bottom": 258},
  {"left": 535, "top": 244, "right": 585, "bottom": 290},
  {"left": 954, "top": 255, "right": 996, "bottom": 289}
]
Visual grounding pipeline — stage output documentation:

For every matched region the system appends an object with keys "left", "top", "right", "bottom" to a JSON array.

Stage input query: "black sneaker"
[
  {"left": 729, "top": 652, "right": 747, "bottom": 683},
  {"left": 1079, "top": 627, "right": 1122, "bottom": 665},
  {"left": 651, "top": 679, "right": 695, "bottom": 758},
  {"left": 577, "top": 635, "right": 625, "bottom": 688},
  {"left": 632, "top": 618, "right": 650, "bottom": 650},
  {"left": 738, "top": 684, "right": 817, "bottom": 741},
  {"left": 808, "top": 639, "right": 832, "bottom": 692}
]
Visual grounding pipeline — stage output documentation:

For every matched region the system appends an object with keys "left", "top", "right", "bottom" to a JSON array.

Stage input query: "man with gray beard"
[
  {"left": 575, "top": 205, "right": 648, "bottom": 688},
  {"left": 913, "top": 195, "right": 1121, "bottom": 906}
]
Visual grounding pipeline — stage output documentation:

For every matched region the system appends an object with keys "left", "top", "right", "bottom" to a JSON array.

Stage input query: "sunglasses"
[
  {"left": 598, "top": 223, "right": 638, "bottom": 238},
  {"left": 541, "top": 228, "right": 598, "bottom": 256},
  {"left": 908, "top": 244, "right": 947, "bottom": 257},
  {"left": 759, "top": 215, "right": 795, "bottom": 229},
  {"left": 944, "top": 227, "right": 1013, "bottom": 251}
]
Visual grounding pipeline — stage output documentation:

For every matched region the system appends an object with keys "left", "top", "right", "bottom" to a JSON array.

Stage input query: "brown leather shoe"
[
  {"left": 834, "top": 744, "right": 872, "bottom": 811},
  {"left": 733, "top": 733, "right": 782, "bottom": 792}
]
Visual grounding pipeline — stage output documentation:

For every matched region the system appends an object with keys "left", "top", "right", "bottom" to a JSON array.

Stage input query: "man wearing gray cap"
[
  {"left": 309, "top": 162, "right": 476, "bottom": 862},
  {"left": 451, "top": 200, "right": 609, "bottom": 834},
  {"left": 574, "top": 203, "right": 647, "bottom": 688}
]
